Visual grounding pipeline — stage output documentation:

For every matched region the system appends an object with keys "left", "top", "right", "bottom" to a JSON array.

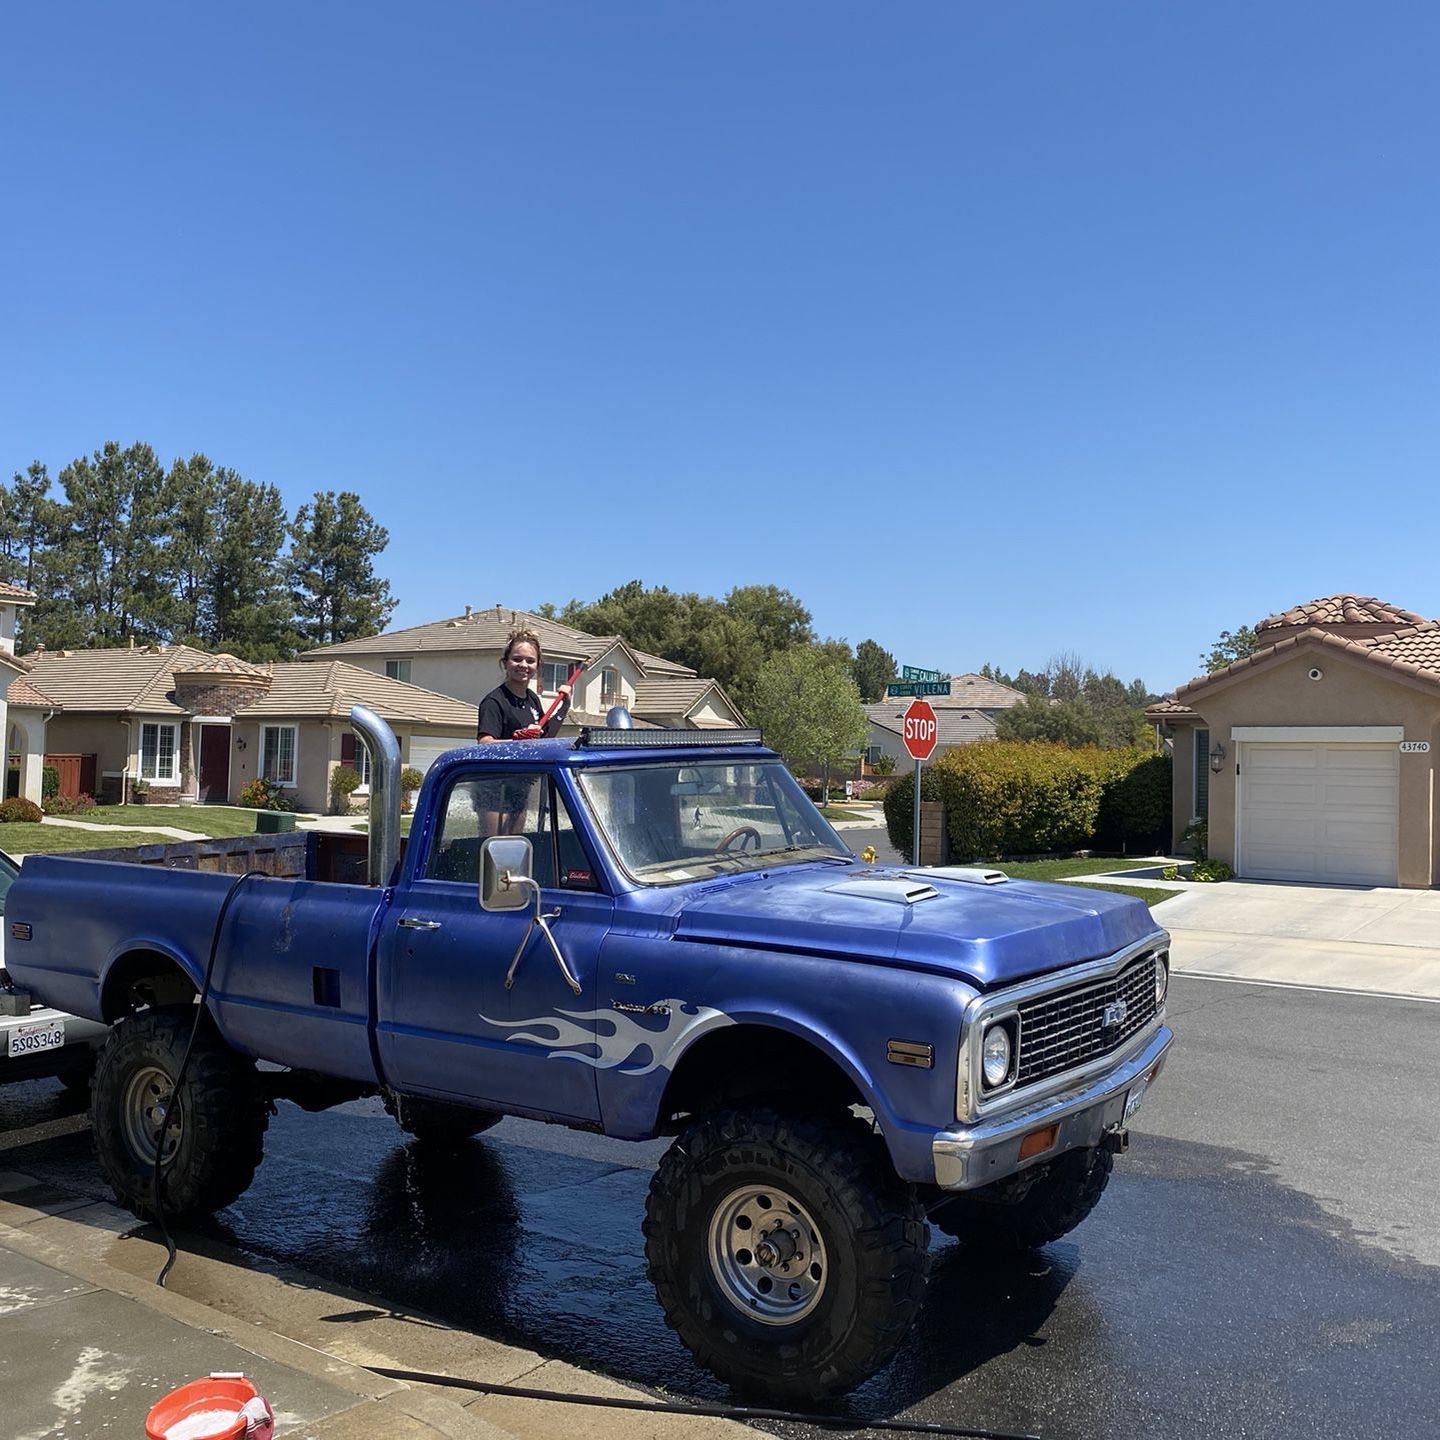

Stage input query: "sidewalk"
[{"left": 0, "top": 1171, "right": 752, "bottom": 1440}]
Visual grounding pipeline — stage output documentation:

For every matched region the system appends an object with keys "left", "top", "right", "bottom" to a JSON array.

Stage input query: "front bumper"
[{"left": 932, "top": 1024, "right": 1173, "bottom": 1190}]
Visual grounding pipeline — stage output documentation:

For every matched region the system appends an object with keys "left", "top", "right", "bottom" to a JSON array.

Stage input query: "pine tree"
[{"left": 288, "top": 490, "right": 395, "bottom": 648}]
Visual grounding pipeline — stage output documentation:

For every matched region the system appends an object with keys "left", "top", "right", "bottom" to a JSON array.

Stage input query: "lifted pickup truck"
[{"left": 7, "top": 708, "right": 1172, "bottom": 1400}]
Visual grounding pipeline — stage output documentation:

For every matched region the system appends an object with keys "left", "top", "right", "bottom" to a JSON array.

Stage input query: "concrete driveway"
[{"left": 1157, "top": 880, "right": 1440, "bottom": 1001}]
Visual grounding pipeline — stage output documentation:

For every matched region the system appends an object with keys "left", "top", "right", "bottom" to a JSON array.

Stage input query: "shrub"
[
  {"left": 1092, "top": 750, "right": 1172, "bottom": 853},
  {"left": 0, "top": 797, "right": 44, "bottom": 823},
  {"left": 331, "top": 765, "right": 362, "bottom": 797},
  {"left": 44, "top": 793, "right": 96, "bottom": 816},
  {"left": 937, "top": 741, "right": 1104, "bottom": 860},
  {"left": 1181, "top": 819, "right": 1208, "bottom": 860},
  {"left": 1191, "top": 859, "right": 1232, "bottom": 883},
  {"left": 41, "top": 765, "right": 59, "bottom": 800},
  {"left": 880, "top": 765, "right": 949, "bottom": 863},
  {"left": 400, "top": 766, "right": 425, "bottom": 793},
  {"left": 871, "top": 754, "right": 897, "bottom": 777}
]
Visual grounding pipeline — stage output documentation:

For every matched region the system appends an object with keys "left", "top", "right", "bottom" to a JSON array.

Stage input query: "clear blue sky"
[{"left": 4, "top": 3, "right": 1436, "bottom": 692}]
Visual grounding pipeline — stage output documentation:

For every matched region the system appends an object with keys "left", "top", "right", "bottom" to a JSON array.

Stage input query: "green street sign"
[
  {"left": 902, "top": 665, "right": 944, "bottom": 683},
  {"left": 886, "top": 681, "right": 950, "bottom": 697}
]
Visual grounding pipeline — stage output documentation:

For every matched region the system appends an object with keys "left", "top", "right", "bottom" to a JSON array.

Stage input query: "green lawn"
[
  {"left": 1061, "top": 880, "right": 1181, "bottom": 909},
  {"left": 816, "top": 805, "right": 868, "bottom": 822},
  {"left": 77, "top": 805, "right": 311, "bottom": 838},
  {"left": 1, "top": 825, "right": 181, "bottom": 856},
  {"left": 996, "top": 857, "right": 1157, "bottom": 881}
]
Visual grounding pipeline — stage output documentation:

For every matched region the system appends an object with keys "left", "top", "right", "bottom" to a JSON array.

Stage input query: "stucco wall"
[
  {"left": 1169, "top": 725, "right": 1201, "bottom": 852},
  {"left": 1187, "top": 650, "right": 1440, "bottom": 888},
  {"left": 43, "top": 716, "right": 131, "bottom": 774}
]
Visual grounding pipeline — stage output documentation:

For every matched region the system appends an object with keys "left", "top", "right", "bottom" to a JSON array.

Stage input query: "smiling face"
[{"left": 502, "top": 638, "right": 540, "bottom": 693}]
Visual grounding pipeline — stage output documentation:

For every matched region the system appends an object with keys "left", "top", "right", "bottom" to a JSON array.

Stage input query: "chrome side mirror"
[{"left": 479, "top": 836, "right": 532, "bottom": 911}]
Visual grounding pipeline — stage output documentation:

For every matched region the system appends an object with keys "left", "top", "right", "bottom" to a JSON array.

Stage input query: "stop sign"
[{"left": 902, "top": 699, "right": 938, "bottom": 761}]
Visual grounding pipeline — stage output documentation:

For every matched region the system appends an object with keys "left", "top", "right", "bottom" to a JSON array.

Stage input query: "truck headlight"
[
  {"left": 1156, "top": 953, "right": 1169, "bottom": 1006},
  {"left": 981, "top": 1024, "right": 1013, "bottom": 1088}
]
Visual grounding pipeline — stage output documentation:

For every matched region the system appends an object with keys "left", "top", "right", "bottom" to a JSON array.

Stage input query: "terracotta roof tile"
[
  {"left": 941, "top": 673, "right": 1028, "bottom": 708},
  {"left": 866, "top": 701, "right": 997, "bottom": 746},
  {"left": 6, "top": 675, "right": 58, "bottom": 708},
  {"left": 631, "top": 677, "right": 742, "bottom": 725},
  {"left": 1145, "top": 698, "right": 1198, "bottom": 719},
  {"left": 1256, "top": 594, "right": 1429, "bottom": 632},
  {"left": 0, "top": 581, "right": 37, "bottom": 604}
]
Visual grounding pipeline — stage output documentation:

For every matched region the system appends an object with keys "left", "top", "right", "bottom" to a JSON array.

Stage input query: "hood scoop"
[
  {"left": 824, "top": 877, "right": 940, "bottom": 906},
  {"left": 924, "top": 867, "right": 1009, "bottom": 886}
]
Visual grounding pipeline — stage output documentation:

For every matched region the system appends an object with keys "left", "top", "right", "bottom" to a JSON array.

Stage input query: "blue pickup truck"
[{"left": 7, "top": 707, "right": 1172, "bottom": 1400}]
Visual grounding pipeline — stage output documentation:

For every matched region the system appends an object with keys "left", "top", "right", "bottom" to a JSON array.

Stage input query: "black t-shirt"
[{"left": 477, "top": 683, "right": 566, "bottom": 741}]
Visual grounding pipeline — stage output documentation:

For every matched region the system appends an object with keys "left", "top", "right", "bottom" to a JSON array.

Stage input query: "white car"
[{"left": 0, "top": 849, "right": 108, "bottom": 1088}]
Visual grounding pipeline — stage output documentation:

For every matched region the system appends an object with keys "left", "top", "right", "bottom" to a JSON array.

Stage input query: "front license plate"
[
  {"left": 7, "top": 1018, "right": 64, "bottom": 1058},
  {"left": 1123, "top": 1075, "right": 1149, "bottom": 1121}
]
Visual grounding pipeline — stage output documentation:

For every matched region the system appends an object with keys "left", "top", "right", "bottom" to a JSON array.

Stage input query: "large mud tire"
[
  {"left": 931, "top": 1144, "right": 1114, "bottom": 1251},
  {"left": 644, "top": 1106, "right": 929, "bottom": 1402},
  {"left": 383, "top": 1092, "right": 502, "bottom": 1144},
  {"left": 92, "top": 1007, "right": 268, "bottom": 1222}
]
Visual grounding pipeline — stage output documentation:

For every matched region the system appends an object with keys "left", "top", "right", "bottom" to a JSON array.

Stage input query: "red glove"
[{"left": 513, "top": 724, "right": 544, "bottom": 740}]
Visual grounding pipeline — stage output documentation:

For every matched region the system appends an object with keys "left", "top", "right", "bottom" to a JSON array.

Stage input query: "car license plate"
[
  {"left": 1123, "top": 1075, "right": 1149, "bottom": 1121},
  {"left": 7, "top": 1018, "right": 64, "bottom": 1058}
]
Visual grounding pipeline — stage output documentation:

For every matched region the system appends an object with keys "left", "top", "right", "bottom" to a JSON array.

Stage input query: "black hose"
[
  {"left": 154, "top": 868, "right": 267, "bottom": 1287},
  {"left": 366, "top": 1365, "right": 1040, "bottom": 1440}
]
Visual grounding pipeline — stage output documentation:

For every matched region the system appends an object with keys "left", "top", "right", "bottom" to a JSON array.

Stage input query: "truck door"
[{"left": 375, "top": 768, "right": 610, "bottom": 1123}]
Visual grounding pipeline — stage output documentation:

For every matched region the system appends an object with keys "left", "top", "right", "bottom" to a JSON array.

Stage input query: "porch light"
[{"left": 1209, "top": 741, "right": 1226, "bottom": 774}]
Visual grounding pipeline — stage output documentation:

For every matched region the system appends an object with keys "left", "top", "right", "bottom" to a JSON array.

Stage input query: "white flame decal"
[{"left": 475, "top": 1000, "right": 732, "bottom": 1075}]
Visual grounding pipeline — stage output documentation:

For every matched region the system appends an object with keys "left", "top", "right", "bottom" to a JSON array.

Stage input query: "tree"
[
  {"left": 994, "top": 694, "right": 1102, "bottom": 747},
  {"left": 210, "top": 475, "right": 294, "bottom": 658},
  {"left": 35, "top": 441, "right": 180, "bottom": 648},
  {"left": 749, "top": 649, "right": 868, "bottom": 804},
  {"left": 0, "top": 462, "right": 56, "bottom": 593},
  {"left": 1201, "top": 626, "right": 1259, "bottom": 673},
  {"left": 288, "top": 491, "right": 395, "bottom": 648},
  {"left": 852, "top": 639, "right": 897, "bottom": 702}
]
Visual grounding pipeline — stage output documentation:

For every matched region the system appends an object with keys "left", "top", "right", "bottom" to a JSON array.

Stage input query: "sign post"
[{"left": 901, "top": 698, "right": 939, "bottom": 865}]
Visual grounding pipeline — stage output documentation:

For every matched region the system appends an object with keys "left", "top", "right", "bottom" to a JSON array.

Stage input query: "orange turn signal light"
[{"left": 1018, "top": 1124, "right": 1060, "bottom": 1161}]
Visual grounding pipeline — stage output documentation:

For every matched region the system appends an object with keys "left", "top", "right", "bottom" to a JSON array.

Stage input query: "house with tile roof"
[
  {"left": 301, "top": 603, "right": 745, "bottom": 729},
  {"left": 862, "top": 672, "right": 1026, "bottom": 770},
  {"left": 1146, "top": 594, "right": 1440, "bottom": 888},
  {"left": 8, "top": 642, "right": 478, "bottom": 813}
]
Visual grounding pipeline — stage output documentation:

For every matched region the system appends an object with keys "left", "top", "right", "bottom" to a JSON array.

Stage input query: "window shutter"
[
  {"left": 1193, "top": 728, "right": 1210, "bottom": 820},
  {"left": 341, "top": 734, "right": 357, "bottom": 765}
]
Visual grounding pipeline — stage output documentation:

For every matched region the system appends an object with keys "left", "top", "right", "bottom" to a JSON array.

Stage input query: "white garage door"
[
  {"left": 408, "top": 735, "right": 474, "bottom": 776},
  {"left": 1238, "top": 744, "right": 1398, "bottom": 886}
]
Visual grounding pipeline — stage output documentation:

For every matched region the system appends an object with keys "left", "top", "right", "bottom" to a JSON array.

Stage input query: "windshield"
[{"left": 576, "top": 759, "right": 851, "bottom": 884}]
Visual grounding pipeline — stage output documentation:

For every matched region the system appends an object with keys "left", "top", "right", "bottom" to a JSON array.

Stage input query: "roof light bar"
[{"left": 575, "top": 727, "right": 765, "bottom": 748}]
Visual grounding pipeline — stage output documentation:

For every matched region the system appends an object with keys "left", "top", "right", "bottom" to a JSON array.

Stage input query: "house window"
[
  {"left": 541, "top": 661, "right": 568, "bottom": 695},
  {"left": 262, "top": 725, "right": 298, "bottom": 786},
  {"left": 1192, "top": 728, "right": 1210, "bottom": 821},
  {"left": 385, "top": 659, "right": 412, "bottom": 683},
  {"left": 865, "top": 745, "right": 883, "bottom": 766},
  {"left": 139, "top": 722, "right": 180, "bottom": 784},
  {"left": 601, "top": 667, "right": 623, "bottom": 705},
  {"left": 340, "top": 732, "right": 372, "bottom": 787}
]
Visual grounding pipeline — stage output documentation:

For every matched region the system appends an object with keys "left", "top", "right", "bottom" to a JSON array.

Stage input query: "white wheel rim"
[{"left": 706, "top": 1184, "right": 828, "bottom": 1326}]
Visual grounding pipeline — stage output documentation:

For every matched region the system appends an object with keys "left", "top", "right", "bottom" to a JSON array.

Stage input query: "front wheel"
[
  {"left": 92, "top": 1007, "right": 268, "bottom": 1222},
  {"left": 644, "top": 1106, "right": 929, "bottom": 1401}
]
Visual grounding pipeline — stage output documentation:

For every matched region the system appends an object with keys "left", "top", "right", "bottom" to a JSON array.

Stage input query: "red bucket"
[{"left": 144, "top": 1373, "right": 274, "bottom": 1440}]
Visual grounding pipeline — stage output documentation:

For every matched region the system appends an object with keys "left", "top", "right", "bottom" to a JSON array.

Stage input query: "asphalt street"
[{"left": 2, "top": 975, "right": 1436, "bottom": 1440}]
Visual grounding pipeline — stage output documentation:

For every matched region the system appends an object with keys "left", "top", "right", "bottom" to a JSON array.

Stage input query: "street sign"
[
  {"left": 902, "top": 700, "right": 938, "bottom": 761},
  {"left": 886, "top": 681, "right": 951, "bottom": 698},
  {"left": 902, "top": 665, "right": 944, "bottom": 683}
]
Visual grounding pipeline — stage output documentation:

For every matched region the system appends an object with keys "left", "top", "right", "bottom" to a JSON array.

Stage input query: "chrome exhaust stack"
[{"left": 350, "top": 704, "right": 401, "bottom": 887}]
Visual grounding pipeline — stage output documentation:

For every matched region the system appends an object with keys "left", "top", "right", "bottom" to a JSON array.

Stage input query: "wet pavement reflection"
[{"left": 4, "top": 1079, "right": 1438, "bottom": 1440}]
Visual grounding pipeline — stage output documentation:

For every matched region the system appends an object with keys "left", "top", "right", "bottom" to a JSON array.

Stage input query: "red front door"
[{"left": 198, "top": 726, "right": 231, "bottom": 803}]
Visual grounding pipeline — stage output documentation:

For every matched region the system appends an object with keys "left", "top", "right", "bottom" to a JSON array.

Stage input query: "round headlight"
[
  {"left": 1156, "top": 954, "right": 1169, "bottom": 1005},
  {"left": 981, "top": 1024, "right": 1012, "bottom": 1088}
]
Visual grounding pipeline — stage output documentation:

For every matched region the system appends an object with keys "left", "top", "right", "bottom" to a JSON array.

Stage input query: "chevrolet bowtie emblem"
[{"left": 1101, "top": 1000, "right": 1128, "bottom": 1029}]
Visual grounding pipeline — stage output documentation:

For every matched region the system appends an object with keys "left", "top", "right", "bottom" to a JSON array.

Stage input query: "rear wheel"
[
  {"left": 92, "top": 1007, "right": 268, "bottom": 1221},
  {"left": 644, "top": 1106, "right": 929, "bottom": 1401},
  {"left": 931, "top": 1145, "right": 1114, "bottom": 1251},
  {"left": 383, "top": 1091, "right": 502, "bottom": 1144}
]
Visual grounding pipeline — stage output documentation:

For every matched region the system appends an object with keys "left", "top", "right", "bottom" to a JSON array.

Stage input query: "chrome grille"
[{"left": 1013, "top": 951, "right": 1158, "bottom": 1087}]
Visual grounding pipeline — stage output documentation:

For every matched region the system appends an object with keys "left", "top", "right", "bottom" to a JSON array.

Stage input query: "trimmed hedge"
[
  {"left": 0, "top": 797, "right": 44, "bottom": 823},
  {"left": 882, "top": 741, "right": 1172, "bottom": 862}
]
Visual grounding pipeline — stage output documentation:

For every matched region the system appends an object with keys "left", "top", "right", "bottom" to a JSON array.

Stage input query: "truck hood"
[{"left": 671, "top": 863, "right": 1161, "bottom": 989}]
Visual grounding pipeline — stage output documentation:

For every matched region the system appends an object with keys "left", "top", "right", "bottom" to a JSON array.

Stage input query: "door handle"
[{"left": 397, "top": 917, "right": 442, "bottom": 931}]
